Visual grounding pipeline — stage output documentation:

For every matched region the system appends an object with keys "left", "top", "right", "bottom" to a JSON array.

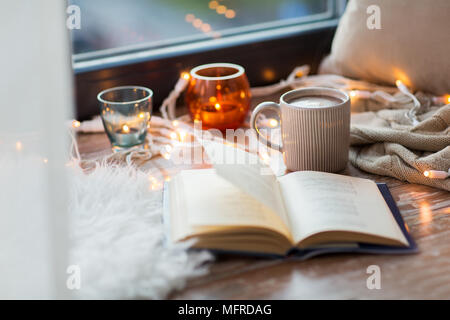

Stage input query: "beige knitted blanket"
[
  {"left": 252, "top": 72, "right": 450, "bottom": 191},
  {"left": 261, "top": 72, "right": 450, "bottom": 191},
  {"left": 350, "top": 105, "right": 450, "bottom": 191}
]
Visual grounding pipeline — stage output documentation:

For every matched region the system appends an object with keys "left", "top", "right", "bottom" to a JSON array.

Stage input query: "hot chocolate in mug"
[{"left": 250, "top": 87, "right": 350, "bottom": 172}]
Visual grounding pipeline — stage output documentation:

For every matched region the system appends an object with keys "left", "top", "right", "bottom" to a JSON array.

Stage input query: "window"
[
  {"left": 71, "top": 0, "right": 343, "bottom": 68},
  {"left": 71, "top": 1, "right": 345, "bottom": 120}
]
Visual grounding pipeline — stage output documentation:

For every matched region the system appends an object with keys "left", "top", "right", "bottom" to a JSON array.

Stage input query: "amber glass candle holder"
[{"left": 185, "top": 63, "right": 251, "bottom": 131}]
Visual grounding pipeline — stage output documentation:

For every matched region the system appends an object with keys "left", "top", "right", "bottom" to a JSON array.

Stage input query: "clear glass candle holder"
[{"left": 98, "top": 86, "right": 153, "bottom": 151}]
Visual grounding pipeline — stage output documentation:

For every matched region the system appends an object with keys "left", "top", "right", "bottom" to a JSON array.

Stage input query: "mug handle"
[{"left": 250, "top": 102, "right": 283, "bottom": 152}]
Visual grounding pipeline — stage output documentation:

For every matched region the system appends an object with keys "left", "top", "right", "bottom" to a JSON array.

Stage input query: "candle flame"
[
  {"left": 215, "top": 103, "right": 221, "bottom": 111},
  {"left": 122, "top": 124, "right": 130, "bottom": 133},
  {"left": 350, "top": 90, "right": 357, "bottom": 97},
  {"left": 395, "top": 79, "right": 403, "bottom": 87},
  {"left": 16, "top": 141, "right": 23, "bottom": 151},
  {"left": 72, "top": 120, "right": 81, "bottom": 128},
  {"left": 172, "top": 120, "right": 179, "bottom": 127},
  {"left": 138, "top": 112, "right": 145, "bottom": 119},
  {"left": 423, "top": 170, "right": 430, "bottom": 177}
]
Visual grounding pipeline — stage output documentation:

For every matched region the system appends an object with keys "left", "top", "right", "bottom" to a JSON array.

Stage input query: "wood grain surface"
[{"left": 76, "top": 110, "right": 449, "bottom": 300}]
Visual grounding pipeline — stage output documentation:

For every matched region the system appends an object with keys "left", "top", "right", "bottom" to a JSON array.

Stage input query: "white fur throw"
[{"left": 69, "top": 162, "right": 211, "bottom": 299}]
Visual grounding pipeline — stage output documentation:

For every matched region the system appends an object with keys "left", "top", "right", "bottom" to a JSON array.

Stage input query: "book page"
[
  {"left": 204, "top": 141, "right": 289, "bottom": 227},
  {"left": 278, "top": 171, "right": 408, "bottom": 246},
  {"left": 173, "top": 169, "right": 292, "bottom": 242}
]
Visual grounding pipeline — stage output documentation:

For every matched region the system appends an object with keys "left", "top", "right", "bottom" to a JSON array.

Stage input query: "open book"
[{"left": 164, "top": 145, "right": 416, "bottom": 258}]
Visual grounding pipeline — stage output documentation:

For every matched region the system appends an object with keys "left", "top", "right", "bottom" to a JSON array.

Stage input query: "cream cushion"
[{"left": 319, "top": 0, "right": 450, "bottom": 95}]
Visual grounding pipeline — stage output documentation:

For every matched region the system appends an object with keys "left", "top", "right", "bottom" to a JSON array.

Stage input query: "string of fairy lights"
[
  {"left": 12, "top": 68, "right": 449, "bottom": 186},
  {"left": 184, "top": 0, "right": 237, "bottom": 39},
  {"left": 208, "top": 1, "right": 236, "bottom": 19},
  {"left": 83, "top": 70, "right": 450, "bottom": 181}
]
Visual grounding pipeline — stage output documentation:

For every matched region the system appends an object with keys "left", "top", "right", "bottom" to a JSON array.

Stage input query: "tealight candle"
[
  {"left": 98, "top": 86, "right": 153, "bottom": 151},
  {"left": 194, "top": 101, "right": 247, "bottom": 130},
  {"left": 112, "top": 124, "right": 142, "bottom": 146},
  {"left": 185, "top": 63, "right": 251, "bottom": 131}
]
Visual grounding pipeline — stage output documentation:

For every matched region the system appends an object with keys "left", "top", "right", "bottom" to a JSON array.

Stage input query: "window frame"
[
  {"left": 73, "top": 0, "right": 344, "bottom": 73},
  {"left": 73, "top": 0, "right": 346, "bottom": 120}
]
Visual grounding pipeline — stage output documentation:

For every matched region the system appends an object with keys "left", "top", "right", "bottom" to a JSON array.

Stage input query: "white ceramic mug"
[{"left": 251, "top": 87, "right": 350, "bottom": 172}]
